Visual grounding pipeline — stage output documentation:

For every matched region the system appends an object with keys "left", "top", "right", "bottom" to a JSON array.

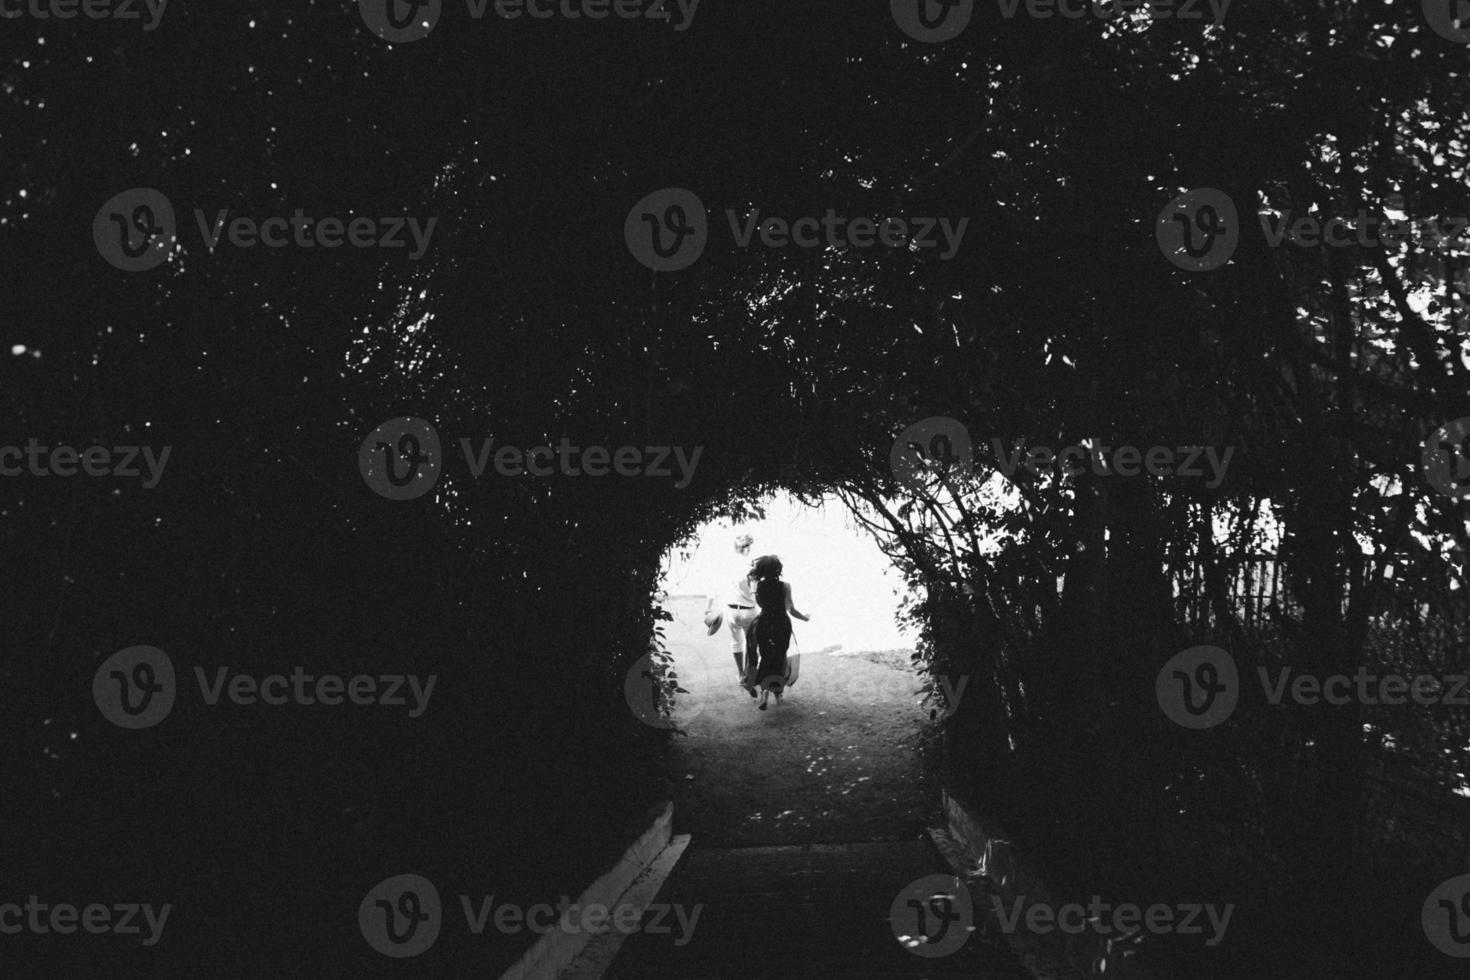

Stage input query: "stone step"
[{"left": 607, "top": 840, "right": 1033, "bottom": 979}]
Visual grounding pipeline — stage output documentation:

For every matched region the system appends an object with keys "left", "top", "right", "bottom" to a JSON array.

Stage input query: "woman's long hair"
[{"left": 750, "top": 554, "right": 783, "bottom": 581}]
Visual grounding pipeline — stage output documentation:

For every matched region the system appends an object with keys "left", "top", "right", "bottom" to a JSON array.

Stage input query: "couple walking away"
[{"left": 705, "top": 533, "right": 811, "bottom": 711}]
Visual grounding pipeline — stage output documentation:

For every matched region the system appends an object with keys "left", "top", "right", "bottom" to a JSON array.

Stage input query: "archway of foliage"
[{"left": 4, "top": 2, "right": 1469, "bottom": 974}]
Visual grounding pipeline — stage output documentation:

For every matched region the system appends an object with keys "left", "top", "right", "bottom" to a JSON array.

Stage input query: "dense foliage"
[{"left": 3, "top": 1, "right": 1468, "bottom": 974}]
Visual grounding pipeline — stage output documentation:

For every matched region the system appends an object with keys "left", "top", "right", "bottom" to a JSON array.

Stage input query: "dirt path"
[
  {"left": 604, "top": 598, "right": 1030, "bottom": 978},
  {"left": 661, "top": 595, "right": 940, "bottom": 846}
]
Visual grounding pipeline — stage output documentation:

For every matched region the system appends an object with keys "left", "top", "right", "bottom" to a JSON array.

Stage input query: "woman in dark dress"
[{"left": 743, "top": 555, "right": 812, "bottom": 710}]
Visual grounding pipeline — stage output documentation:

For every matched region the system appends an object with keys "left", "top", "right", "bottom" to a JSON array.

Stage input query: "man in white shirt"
[{"left": 706, "top": 532, "right": 758, "bottom": 685}]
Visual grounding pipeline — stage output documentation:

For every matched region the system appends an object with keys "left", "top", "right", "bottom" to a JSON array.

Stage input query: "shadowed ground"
[
  {"left": 606, "top": 597, "right": 1029, "bottom": 978},
  {"left": 662, "top": 595, "right": 938, "bottom": 846}
]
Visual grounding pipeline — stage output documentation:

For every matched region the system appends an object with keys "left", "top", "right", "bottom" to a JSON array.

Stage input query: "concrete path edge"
[{"left": 499, "top": 800, "right": 676, "bottom": 980}]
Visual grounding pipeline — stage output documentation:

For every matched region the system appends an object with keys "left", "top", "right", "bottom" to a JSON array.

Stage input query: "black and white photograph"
[{"left": 3, "top": 2, "right": 1470, "bottom": 976}]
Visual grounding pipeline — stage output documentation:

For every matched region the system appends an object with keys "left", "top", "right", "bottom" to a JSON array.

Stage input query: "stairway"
[{"left": 605, "top": 839, "right": 1031, "bottom": 979}]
